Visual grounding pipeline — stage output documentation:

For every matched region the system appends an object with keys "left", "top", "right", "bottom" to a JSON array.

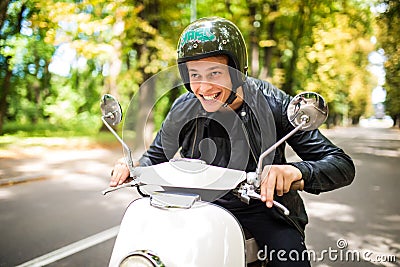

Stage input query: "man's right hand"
[{"left": 110, "top": 158, "right": 130, "bottom": 187}]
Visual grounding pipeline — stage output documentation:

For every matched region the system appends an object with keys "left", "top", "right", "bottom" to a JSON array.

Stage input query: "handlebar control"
[
  {"left": 290, "top": 179, "right": 304, "bottom": 191},
  {"left": 236, "top": 179, "right": 304, "bottom": 216}
]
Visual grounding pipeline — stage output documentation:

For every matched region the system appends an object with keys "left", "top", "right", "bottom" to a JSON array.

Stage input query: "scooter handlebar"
[{"left": 290, "top": 179, "right": 304, "bottom": 191}]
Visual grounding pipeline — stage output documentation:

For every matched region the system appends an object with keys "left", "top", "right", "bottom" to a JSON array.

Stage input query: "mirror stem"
[
  {"left": 256, "top": 120, "right": 306, "bottom": 180},
  {"left": 101, "top": 115, "right": 135, "bottom": 177}
]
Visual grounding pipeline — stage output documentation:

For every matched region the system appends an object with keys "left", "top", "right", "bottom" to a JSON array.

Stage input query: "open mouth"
[{"left": 201, "top": 92, "right": 221, "bottom": 101}]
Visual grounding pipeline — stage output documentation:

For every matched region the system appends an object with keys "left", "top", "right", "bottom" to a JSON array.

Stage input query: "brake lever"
[{"left": 237, "top": 183, "right": 290, "bottom": 216}]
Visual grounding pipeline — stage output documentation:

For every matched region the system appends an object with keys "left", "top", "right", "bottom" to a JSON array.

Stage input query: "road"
[
  {"left": 300, "top": 127, "right": 400, "bottom": 267},
  {"left": 0, "top": 126, "right": 399, "bottom": 267}
]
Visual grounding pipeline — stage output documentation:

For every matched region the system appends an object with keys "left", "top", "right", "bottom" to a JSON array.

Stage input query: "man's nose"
[{"left": 198, "top": 81, "right": 213, "bottom": 92}]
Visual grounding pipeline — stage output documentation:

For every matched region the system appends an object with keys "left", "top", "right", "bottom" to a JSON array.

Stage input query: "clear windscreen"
[{"left": 122, "top": 62, "right": 276, "bottom": 202}]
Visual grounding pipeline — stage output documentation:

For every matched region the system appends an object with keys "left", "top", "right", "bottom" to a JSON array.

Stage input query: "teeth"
[{"left": 203, "top": 93, "right": 218, "bottom": 100}]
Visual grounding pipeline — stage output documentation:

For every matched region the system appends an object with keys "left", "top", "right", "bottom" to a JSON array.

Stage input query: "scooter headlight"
[{"left": 119, "top": 250, "right": 165, "bottom": 267}]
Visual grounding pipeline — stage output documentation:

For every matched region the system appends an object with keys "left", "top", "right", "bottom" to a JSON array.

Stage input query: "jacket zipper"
[
  {"left": 190, "top": 117, "right": 198, "bottom": 158},
  {"left": 240, "top": 106, "right": 305, "bottom": 238}
]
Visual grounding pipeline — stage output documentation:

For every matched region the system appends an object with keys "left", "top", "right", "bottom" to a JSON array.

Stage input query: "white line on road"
[
  {"left": 12, "top": 134, "right": 350, "bottom": 267},
  {"left": 16, "top": 225, "right": 120, "bottom": 267}
]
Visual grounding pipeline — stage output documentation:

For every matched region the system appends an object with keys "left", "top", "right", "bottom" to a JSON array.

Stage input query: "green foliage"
[
  {"left": 376, "top": 0, "right": 400, "bottom": 126},
  {"left": 0, "top": 0, "right": 385, "bottom": 137},
  {"left": 298, "top": 6, "right": 374, "bottom": 124}
]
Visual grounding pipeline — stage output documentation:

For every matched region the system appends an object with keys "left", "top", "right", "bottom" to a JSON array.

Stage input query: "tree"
[
  {"left": 298, "top": 4, "right": 374, "bottom": 126},
  {"left": 0, "top": 0, "right": 55, "bottom": 134},
  {"left": 0, "top": 0, "right": 381, "bottom": 136},
  {"left": 0, "top": 0, "right": 11, "bottom": 28},
  {"left": 376, "top": 0, "right": 400, "bottom": 127},
  {"left": 6, "top": 0, "right": 177, "bottom": 136}
]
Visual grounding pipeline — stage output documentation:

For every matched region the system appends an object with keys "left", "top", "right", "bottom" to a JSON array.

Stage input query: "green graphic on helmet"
[{"left": 179, "top": 28, "right": 216, "bottom": 50}]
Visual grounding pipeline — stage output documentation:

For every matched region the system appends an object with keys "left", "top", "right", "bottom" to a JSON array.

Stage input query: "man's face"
[{"left": 186, "top": 56, "right": 233, "bottom": 113}]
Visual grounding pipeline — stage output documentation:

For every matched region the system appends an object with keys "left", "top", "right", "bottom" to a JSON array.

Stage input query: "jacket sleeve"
[{"left": 279, "top": 93, "right": 355, "bottom": 195}]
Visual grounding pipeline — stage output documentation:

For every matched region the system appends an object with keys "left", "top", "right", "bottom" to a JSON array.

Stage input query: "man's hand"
[
  {"left": 260, "top": 165, "right": 302, "bottom": 208},
  {"left": 110, "top": 158, "right": 130, "bottom": 187}
]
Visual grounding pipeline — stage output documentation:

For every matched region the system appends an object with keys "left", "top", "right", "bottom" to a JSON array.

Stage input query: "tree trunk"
[
  {"left": 0, "top": 0, "right": 10, "bottom": 30},
  {"left": 133, "top": 0, "right": 159, "bottom": 151},
  {"left": 0, "top": 61, "right": 12, "bottom": 135},
  {"left": 259, "top": 1, "right": 278, "bottom": 80},
  {"left": 249, "top": 4, "right": 259, "bottom": 77},
  {"left": 0, "top": 2, "right": 25, "bottom": 134},
  {"left": 134, "top": 74, "right": 155, "bottom": 152},
  {"left": 107, "top": 40, "right": 122, "bottom": 97},
  {"left": 282, "top": 1, "right": 309, "bottom": 95}
]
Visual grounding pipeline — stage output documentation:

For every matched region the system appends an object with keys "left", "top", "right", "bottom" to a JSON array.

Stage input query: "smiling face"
[{"left": 186, "top": 56, "right": 243, "bottom": 112}]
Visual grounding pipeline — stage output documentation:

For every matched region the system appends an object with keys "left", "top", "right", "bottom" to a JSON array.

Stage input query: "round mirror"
[
  {"left": 100, "top": 94, "right": 123, "bottom": 126},
  {"left": 287, "top": 92, "right": 328, "bottom": 131}
]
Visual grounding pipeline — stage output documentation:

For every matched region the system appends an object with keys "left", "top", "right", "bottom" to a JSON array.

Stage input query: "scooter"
[{"left": 100, "top": 92, "right": 328, "bottom": 267}]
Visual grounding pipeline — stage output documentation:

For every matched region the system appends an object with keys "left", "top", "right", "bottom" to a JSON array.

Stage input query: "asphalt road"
[
  {"left": 0, "top": 126, "right": 399, "bottom": 267},
  {"left": 301, "top": 127, "right": 400, "bottom": 267}
]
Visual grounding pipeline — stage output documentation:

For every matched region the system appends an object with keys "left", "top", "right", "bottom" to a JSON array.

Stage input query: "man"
[{"left": 110, "top": 17, "right": 355, "bottom": 266}]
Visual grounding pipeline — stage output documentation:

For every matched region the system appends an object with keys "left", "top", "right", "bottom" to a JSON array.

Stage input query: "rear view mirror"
[
  {"left": 100, "top": 94, "right": 122, "bottom": 126},
  {"left": 287, "top": 92, "right": 328, "bottom": 131}
]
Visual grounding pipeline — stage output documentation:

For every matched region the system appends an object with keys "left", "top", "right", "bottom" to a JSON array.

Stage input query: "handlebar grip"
[{"left": 290, "top": 179, "right": 304, "bottom": 191}]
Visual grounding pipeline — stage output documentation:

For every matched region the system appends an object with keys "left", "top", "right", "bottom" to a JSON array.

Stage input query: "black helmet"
[{"left": 177, "top": 17, "right": 248, "bottom": 102}]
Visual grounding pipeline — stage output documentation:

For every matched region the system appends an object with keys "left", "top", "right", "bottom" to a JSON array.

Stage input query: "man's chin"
[{"left": 200, "top": 100, "right": 223, "bottom": 113}]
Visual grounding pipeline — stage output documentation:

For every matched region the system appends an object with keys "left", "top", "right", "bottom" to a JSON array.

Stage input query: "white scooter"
[{"left": 100, "top": 92, "right": 328, "bottom": 267}]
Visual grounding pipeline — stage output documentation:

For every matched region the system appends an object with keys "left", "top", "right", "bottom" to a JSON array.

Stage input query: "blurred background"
[
  {"left": 1, "top": 1, "right": 400, "bottom": 266},
  {"left": 0, "top": 0, "right": 399, "bottom": 140}
]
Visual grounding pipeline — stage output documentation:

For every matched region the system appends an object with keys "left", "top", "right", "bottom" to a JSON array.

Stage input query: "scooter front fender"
[{"left": 109, "top": 197, "right": 246, "bottom": 267}]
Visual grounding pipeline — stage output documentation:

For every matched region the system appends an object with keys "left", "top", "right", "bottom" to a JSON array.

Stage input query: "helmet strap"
[{"left": 223, "top": 90, "right": 237, "bottom": 107}]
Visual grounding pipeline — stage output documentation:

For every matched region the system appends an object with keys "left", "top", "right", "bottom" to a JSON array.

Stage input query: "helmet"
[{"left": 177, "top": 17, "right": 248, "bottom": 95}]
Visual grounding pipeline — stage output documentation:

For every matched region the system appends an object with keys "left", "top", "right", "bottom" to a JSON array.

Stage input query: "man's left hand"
[{"left": 260, "top": 165, "right": 302, "bottom": 208}]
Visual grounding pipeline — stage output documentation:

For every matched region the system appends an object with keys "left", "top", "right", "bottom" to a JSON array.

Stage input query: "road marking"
[
  {"left": 12, "top": 132, "right": 350, "bottom": 266},
  {"left": 16, "top": 226, "right": 120, "bottom": 267}
]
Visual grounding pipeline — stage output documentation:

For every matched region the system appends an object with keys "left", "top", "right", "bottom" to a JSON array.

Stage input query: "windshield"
[{"left": 122, "top": 64, "right": 276, "bottom": 202}]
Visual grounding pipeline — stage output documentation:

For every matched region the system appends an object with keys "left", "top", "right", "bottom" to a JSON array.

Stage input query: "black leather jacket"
[{"left": 139, "top": 77, "right": 355, "bottom": 234}]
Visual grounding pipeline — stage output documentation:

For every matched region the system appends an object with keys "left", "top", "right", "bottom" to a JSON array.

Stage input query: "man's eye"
[
  {"left": 190, "top": 73, "right": 200, "bottom": 79},
  {"left": 211, "top": 71, "right": 222, "bottom": 77}
]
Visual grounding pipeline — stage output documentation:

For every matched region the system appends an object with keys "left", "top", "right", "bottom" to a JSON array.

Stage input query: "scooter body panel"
[{"left": 109, "top": 197, "right": 246, "bottom": 267}]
